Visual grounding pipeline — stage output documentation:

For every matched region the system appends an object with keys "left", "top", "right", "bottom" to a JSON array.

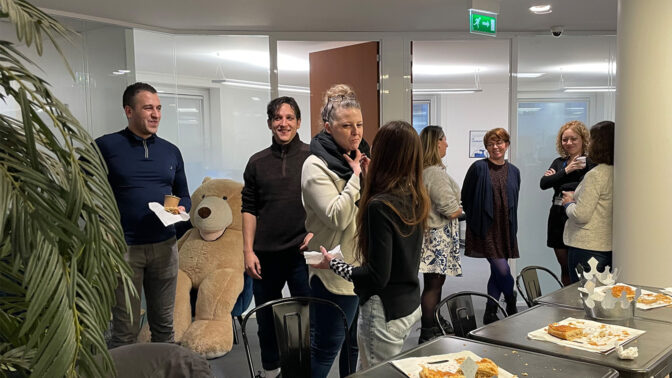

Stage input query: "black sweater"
[
  {"left": 241, "top": 136, "right": 311, "bottom": 253},
  {"left": 539, "top": 156, "right": 595, "bottom": 201},
  {"left": 351, "top": 194, "right": 423, "bottom": 322}
]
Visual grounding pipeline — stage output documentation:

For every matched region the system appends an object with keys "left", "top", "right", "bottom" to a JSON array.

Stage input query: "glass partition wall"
[
  {"left": 515, "top": 35, "right": 617, "bottom": 291},
  {"left": 1, "top": 16, "right": 617, "bottom": 292},
  {"left": 132, "top": 30, "right": 270, "bottom": 189},
  {"left": 0, "top": 17, "right": 130, "bottom": 138}
]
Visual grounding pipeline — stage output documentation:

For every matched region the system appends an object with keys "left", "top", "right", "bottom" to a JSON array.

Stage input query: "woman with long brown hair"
[
  {"left": 562, "top": 121, "right": 615, "bottom": 283},
  {"left": 312, "top": 120, "right": 429, "bottom": 370},
  {"left": 416, "top": 125, "right": 462, "bottom": 343}
]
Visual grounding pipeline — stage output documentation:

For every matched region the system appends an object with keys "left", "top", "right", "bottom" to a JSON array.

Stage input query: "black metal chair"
[
  {"left": 434, "top": 291, "right": 507, "bottom": 338},
  {"left": 241, "top": 296, "right": 350, "bottom": 378},
  {"left": 515, "top": 265, "right": 563, "bottom": 308}
]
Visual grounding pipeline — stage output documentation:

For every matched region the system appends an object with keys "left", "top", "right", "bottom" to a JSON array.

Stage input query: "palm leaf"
[{"left": 1, "top": 0, "right": 136, "bottom": 376}]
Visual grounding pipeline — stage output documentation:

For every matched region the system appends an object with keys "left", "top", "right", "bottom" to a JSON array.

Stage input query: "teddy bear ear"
[{"left": 201, "top": 177, "right": 212, "bottom": 184}]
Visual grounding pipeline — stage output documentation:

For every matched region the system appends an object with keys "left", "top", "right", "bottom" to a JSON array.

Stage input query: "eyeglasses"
[{"left": 485, "top": 140, "right": 506, "bottom": 148}]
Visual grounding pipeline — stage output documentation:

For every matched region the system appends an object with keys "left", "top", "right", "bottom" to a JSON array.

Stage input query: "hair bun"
[{"left": 323, "top": 84, "right": 357, "bottom": 105}]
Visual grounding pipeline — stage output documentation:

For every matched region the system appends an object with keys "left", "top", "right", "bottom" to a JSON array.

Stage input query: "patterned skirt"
[{"left": 419, "top": 219, "right": 462, "bottom": 276}]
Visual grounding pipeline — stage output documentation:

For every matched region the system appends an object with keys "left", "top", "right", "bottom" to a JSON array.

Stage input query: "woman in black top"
[
  {"left": 539, "top": 121, "right": 595, "bottom": 285},
  {"left": 312, "top": 121, "right": 430, "bottom": 370}
]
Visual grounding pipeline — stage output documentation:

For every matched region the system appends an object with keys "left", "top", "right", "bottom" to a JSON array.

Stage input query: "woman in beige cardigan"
[
  {"left": 562, "top": 121, "right": 615, "bottom": 283},
  {"left": 301, "top": 84, "right": 369, "bottom": 378}
]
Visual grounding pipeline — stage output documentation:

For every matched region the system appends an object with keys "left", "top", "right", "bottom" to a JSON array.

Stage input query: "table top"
[
  {"left": 469, "top": 304, "right": 672, "bottom": 378},
  {"left": 349, "top": 336, "right": 619, "bottom": 378},
  {"left": 535, "top": 282, "right": 672, "bottom": 324}
]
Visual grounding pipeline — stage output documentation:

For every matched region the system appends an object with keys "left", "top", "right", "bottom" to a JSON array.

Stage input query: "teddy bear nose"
[{"left": 198, "top": 207, "right": 211, "bottom": 219}]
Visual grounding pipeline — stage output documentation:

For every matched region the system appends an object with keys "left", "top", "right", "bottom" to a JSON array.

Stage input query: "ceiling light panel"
[{"left": 529, "top": 5, "right": 552, "bottom": 14}]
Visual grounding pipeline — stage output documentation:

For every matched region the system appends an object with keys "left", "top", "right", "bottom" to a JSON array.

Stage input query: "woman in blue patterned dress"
[{"left": 417, "top": 126, "right": 463, "bottom": 343}]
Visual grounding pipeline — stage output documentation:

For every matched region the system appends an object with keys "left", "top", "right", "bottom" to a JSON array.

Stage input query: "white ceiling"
[
  {"left": 35, "top": 0, "right": 617, "bottom": 33},
  {"left": 37, "top": 0, "right": 618, "bottom": 91}
]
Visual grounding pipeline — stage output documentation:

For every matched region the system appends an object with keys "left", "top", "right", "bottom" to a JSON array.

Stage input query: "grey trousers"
[{"left": 110, "top": 237, "right": 179, "bottom": 348}]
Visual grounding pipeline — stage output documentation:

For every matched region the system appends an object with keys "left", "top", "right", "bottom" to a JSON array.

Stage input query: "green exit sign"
[{"left": 470, "top": 10, "right": 497, "bottom": 36}]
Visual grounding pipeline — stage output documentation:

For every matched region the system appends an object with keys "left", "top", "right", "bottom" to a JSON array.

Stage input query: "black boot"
[
  {"left": 438, "top": 315, "right": 454, "bottom": 334},
  {"left": 483, "top": 301, "right": 500, "bottom": 325},
  {"left": 418, "top": 325, "right": 444, "bottom": 344},
  {"left": 505, "top": 293, "right": 518, "bottom": 316}
]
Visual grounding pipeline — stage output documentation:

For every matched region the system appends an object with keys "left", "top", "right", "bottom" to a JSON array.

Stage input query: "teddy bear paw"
[{"left": 179, "top": 319, "right": 233, "bottom": 359}]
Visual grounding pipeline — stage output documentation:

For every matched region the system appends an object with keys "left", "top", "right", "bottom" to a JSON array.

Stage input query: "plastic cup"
[{"left": 576, "top": 156, "right": 586, "bottom": 168}]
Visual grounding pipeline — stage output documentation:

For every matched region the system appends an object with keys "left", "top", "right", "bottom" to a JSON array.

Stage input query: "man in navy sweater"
[{"left": 96, "top": 82, "right": 191, "bottom": 347}]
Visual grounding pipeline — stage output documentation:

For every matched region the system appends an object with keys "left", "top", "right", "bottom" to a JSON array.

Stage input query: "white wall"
[{"left": 437, "top": 82, "right": 511, "bottom": 184}]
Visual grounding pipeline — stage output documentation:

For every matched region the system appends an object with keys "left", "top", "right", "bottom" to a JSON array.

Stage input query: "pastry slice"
[
  {"left": 473, "top": 358, "right": 499, "bottom": 377},
  {"left": 547, "top": 323, "right": 583, "bottom": 341},
  {"left": 164, "top": 206, "right": 180, "bottom": 215},
  {"left": 611, "top": 285, "right": 636, "bottom": 300},
  {"left": 419, "top": 366, "right": 465, "bottom": 378}
]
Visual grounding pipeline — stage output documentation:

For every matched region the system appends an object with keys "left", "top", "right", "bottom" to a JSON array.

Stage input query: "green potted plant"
[{"left": 0, "top": 0, "right": 134, "bottom": 376}]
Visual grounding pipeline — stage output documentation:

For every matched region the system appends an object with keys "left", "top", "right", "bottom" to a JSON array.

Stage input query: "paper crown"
[
  {"left": 578, "top": 257, "right": 638, "bottom": 320},
  {"left": 577, "top": 257, "right": 619, "bottom": 286}
]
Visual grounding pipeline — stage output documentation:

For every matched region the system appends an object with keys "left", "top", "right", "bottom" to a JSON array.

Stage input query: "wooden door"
[{"left": 309, "top": 42, "right": 380, "bottom": 143}]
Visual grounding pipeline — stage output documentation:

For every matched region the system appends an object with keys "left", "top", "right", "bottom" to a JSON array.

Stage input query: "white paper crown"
[
  {"left": 578, "top": 258, "right": 638, "bottom": 319},
  {"left": 578, "top": 257, "right": 619, "bottom": 286},
  {"left": 580, "top": 278, "right": 641, "bottom": 311}
]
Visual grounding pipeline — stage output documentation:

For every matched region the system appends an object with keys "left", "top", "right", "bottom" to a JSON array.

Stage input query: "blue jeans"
[
  {"left": 568, "top": 247, "right": 613, "bottom": 283},
  {"left": 252, "top": 249, "right": 310, "bottom": 370},
  {"left": 310, "top": 276, "right": 359, "bottom": 378},
  {"left": 357, "top": 295, "right": 421, "bottom": 371}
]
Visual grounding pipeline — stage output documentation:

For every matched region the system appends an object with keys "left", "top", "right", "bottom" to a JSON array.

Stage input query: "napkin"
[
  {"left": 304, "top": 245, "right": 344, "bottom": 265},
  {"left": 390, "top": 350, "right": 516, "bottom": 378},
  {"left": 527, "top": 317, "right": 645, "bottom": 354},
  {"left": 149, "top": 202, "right": 190, "bottom": 227}
]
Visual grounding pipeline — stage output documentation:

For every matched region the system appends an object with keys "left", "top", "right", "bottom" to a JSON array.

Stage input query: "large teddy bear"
[{"left": 173, "top": 177, "right": 244, "bottom": 358}]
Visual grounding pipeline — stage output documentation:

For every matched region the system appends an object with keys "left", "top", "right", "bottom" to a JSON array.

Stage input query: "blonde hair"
[
  {"left": 420, "top": 126, "right": 445, "bottom": 169},
  {"left": 320, "top": 84, "right": 361, "bottom": 127},
  {"left": 556, "top": 121, "right": 590, "bottom": 158}
]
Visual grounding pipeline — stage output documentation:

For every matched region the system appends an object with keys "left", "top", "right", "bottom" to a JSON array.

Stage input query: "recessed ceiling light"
[{"left": 529, "top": 5, "right": 552, "bottom": 14}]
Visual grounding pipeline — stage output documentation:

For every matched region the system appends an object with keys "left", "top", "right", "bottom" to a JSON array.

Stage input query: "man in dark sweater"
[
  {"left": 241, "top": 97, "right": 311, "bottom": 376},
  {"left": 96, "top": 82, "right": 191, "bottom": 348}
]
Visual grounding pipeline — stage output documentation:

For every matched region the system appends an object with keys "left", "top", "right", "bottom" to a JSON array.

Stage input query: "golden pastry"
[{"left": 547, "top": 323, "right": 583, "bottom": 341}]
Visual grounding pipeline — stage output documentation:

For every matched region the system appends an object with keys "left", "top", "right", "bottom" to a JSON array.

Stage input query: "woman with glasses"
[
  {"left": 540, "top": 121, "right": 595, "bottom": 285},
  {"left": 417, "top": 126, "right": 462, "bottom": 343},
  {"left": 301, "top": 84, "right": 369, "bottom": 378},
  {"left": 312, "top": 120, "right": 429, "bottom": 370},
  {"left": 461, "top": 128, "right": 520, "bottom": 324}
]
